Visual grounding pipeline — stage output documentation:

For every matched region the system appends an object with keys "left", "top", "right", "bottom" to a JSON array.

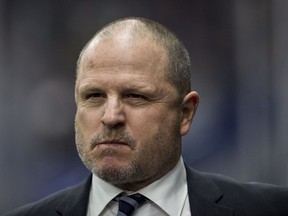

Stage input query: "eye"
[
  {"left": 125, "top": 93, "right": 146, "bottom": 99},
  {"left": 123, "top": 93, "right": 150, "bottom": 106},
  {"left": 86, "top": 92, "right": 105, "bottom": 99}
]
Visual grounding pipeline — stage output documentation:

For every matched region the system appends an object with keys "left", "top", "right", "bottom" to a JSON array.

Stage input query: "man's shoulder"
[
  {"left": 185, "top": 165, "right": 288, "bottom": 215},
  {"left": 203, "top": 170, "right": 288, "bottom": 197},
  {"left": 2, "top": 176, "right": 92, "bottom": 216},
  {"left": 186, "top": 164, "right": 288, "bottom": 194},
  {"left": 209, "top": 172, "right": 288, "bottom": 213}
]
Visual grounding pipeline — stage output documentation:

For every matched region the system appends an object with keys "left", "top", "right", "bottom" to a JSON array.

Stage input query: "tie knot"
[{"left": 117, "top": 193, "right": 147, "bottom": 216}]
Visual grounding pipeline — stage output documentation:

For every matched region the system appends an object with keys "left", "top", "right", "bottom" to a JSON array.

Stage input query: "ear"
[{"left": 180, "top": 91, "right": 199, "bottom": 135}]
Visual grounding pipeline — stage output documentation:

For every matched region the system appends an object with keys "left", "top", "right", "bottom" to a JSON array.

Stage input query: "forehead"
[{"left": 78, "top": 29, "right": 168, "bottom": 77}]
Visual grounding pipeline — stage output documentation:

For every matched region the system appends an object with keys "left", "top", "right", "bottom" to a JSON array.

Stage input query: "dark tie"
[{"left": 116, "top": 193, "right": 147, "bottom": 216}]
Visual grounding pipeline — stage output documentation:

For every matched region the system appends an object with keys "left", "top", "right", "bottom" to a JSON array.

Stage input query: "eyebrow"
[{"left": 79, "top": 79, "right": 156, "bottom": 91}]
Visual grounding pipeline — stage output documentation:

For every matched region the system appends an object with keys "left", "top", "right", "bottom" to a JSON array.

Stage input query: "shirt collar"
[
  {"left": 137, "top": 157, "right": 188, "bottom": 216},
  {"left": 88, "top": 157, "right": 187, "bottom": 216},
  {"left": 88, "top": 174, "right": 122, "bottom": 216}
]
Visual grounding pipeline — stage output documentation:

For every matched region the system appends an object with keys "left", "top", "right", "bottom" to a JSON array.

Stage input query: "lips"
[
  {"left": 97, "top": 140, "right": 128, "bottom": 145},
  {"left": 93, "top": 139, "right": 130, "bottom": 149},
  {"left": 90, "top": 133, "right": 136, "bottom": 150},
  {"left": 93, "top": 140, "right": 131, "bottom": 153}
]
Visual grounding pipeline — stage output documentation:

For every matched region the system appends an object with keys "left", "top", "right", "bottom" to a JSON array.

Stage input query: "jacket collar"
[{"left": 185, "top": 165, "right": 233, "bottom": 216}]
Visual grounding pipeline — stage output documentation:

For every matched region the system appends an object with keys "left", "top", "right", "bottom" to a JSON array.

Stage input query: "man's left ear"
[{"left": 180, "top": 91, "right": 199, "bottom": 135}]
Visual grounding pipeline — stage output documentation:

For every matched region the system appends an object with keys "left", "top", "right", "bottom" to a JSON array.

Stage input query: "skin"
[{"left": 75, "top": 28, "right": 199, "bottom": 191}]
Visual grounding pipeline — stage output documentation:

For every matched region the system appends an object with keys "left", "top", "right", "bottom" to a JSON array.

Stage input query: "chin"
[{"left": 93, "top": 161, "right": 143, "bottom": 185}]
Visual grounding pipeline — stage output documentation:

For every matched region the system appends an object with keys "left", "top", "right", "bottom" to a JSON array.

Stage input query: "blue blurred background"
[{"left": 1, "top": 0, "right": 288, "bottom": 214}]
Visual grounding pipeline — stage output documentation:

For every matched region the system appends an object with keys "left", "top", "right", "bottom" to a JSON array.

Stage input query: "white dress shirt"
[{"left": 87, "top": 157, "right": 191, "bottom": 216}]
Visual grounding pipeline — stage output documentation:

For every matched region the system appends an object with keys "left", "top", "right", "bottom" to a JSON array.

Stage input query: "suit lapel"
[
  {"left": 185, "top": 165, "right": 233, "bottom": 216},
  {"left": 55, "top": 175, "right": 92, "bottom": 216}
]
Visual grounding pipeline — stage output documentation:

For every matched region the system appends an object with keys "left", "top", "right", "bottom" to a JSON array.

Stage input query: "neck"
[{"left": 115, "top": 158, "right": 180, "bottom": 191}]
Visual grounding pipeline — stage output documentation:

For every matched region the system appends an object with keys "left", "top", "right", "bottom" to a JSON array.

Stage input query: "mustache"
[{"left": 90, "top": 129, "right": 136, "bottom": 150}]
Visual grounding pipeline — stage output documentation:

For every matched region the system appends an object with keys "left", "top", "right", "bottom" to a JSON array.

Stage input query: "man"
[{"left": 3, "top": 17, "right": 288, "bottom": 216}]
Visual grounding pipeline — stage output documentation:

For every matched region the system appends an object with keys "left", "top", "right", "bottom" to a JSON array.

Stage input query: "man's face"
[{"left": 75, "top": 32, "right": 193, "bottom": 190}]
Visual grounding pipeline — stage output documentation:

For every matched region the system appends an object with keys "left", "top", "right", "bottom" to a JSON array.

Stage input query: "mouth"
[
  {"left": 92, "top": 140, "right": 130, "bottom": 150},
  {"left": 97, "top": 140, "right": 128, "bottom": 146}
]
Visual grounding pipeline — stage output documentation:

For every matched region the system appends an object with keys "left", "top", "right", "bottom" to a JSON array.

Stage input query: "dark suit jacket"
[{"left": 3, "top": 165, "right": 288, "bottom": 216}]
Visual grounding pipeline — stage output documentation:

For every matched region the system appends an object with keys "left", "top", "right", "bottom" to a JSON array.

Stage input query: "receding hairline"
[
  {"left": 77, "top": 17, "right": 169, "bottom": 72},
  {"left": 93, "top": 18, "right": 156, "bottom": 41},
  {"left": 76, "top": 17, "right": 192, "bottom": 97}
]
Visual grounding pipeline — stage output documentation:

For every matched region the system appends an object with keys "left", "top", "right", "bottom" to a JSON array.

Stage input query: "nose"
[{"left": 101, "top": 97, "right": 125, "bottom": 128}]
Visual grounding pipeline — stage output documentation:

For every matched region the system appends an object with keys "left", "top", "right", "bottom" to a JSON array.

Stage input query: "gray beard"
[
  {"left": 75, "top": 126, "right": 149, "bottom": 185},
  {"left": 74, "top": 122, "right": 181, "bottom": 187}
]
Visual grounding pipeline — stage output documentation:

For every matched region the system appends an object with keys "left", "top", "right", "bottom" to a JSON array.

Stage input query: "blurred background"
[{"left": 1, "top": 0, "right": 288, "bottom": 213}]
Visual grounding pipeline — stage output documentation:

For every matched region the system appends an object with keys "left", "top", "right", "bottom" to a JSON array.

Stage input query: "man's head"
[
  {"left": 74, "top": 17, "right": 199, "bottom": 191},
  {"left": 76, "top": 17, "right": 192, "bottom": 99}
]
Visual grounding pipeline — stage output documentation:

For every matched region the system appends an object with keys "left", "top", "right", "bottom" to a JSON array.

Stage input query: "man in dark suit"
[{"left": 3, "top": 17, "right": 288, "bottom": 216}]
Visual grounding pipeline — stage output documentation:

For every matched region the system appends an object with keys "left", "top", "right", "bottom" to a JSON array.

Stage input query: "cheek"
[
  {"left": 141, "top": 109, "right": 179, "bottom": 131},
  {"left": 75, "top": 108, "right": 102, "bottom": 136},
  {"left": 129, "top": 109, "right": 179, "bottom": 143},
  {"left": 131, "top": 118, "right": 181, "bottom": 168}
]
